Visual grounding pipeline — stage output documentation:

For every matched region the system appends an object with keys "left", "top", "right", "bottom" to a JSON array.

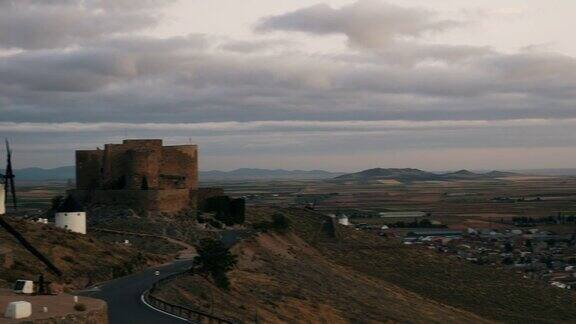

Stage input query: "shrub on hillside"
[
  {"left": 74, "top": 303, "right": 87, "bottom": 312},
  {"left": 212, "top": 271, "right": 231, "bottom": 290},
  {"left": 252, "top": 213, "right": 291, "bottom": 234},
  {"left": 271, "top": 213, "right": 291, "bottom": 233},
  {"left": 46, "top": 195, "right": 64, "bottom": 220}
]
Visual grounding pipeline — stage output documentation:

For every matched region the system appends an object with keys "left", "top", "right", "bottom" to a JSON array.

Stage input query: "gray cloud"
[
  {"left": 3, "top": 0, "right": 576, "bottom": 169},
  {"left": 0, "top": 48, "right": 138, "bottom": 92},
  {"left": 3, "top": 37, "right": 576, "bottom": 125},
  {"left": 256, "top": 0, "right": 463, "bottom": 49},
  {"left": 3, "top": 119, "right": 576, "bottom": 134},
  {"left": 0, "top": 0, "right": 167, "bottom": 50},
  {"left": 217, "top": 38, "right": 299, "bottom": 53}
]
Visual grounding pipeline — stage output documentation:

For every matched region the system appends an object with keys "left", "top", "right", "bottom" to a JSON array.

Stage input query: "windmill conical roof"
[{"left": 56, "top": 196, "right": 84, "bottom": 213}]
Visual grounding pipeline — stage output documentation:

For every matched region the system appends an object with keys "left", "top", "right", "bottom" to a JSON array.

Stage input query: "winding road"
[
  {"left": 79, "top": 260, "right": 195, "bottom": 323},
  {"left": 78, "top": 229, "right": 252, "bottom": 323}
]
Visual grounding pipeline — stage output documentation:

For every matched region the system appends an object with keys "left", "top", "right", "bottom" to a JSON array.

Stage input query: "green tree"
[
  {"left": 51, "top": 195, "right": 64, "bottom": 210},
  {"left": 47, "top": 195, "right": 64, "bottom": 220},
  {"left": 194, "top": 239, "right": 237, "bottom": 289},
  {"left": 253, "top": 213, "right": 291, "bottom": 233},
  {"left": 271, "top": 213, "right": 290, "bottom": 233}
]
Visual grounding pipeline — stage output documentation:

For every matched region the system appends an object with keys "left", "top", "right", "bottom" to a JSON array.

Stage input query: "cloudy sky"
[{"left": 2, "top": 0, "right": 576, "bottom": 171}]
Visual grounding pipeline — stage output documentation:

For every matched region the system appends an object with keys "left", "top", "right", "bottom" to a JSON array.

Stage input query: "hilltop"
[
  {"left": 334, "top": 168, "right": 440, "bottom": 182},
  {"left": 153, "top": 207, "right": 576, "bottom": 323},
  {"left": 334, "top": 168, "right": 519, "bottom": 182}
]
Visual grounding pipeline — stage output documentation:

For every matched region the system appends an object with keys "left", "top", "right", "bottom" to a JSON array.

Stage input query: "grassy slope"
[
  {"left": 155, "top": 207, "right": 495, "bottom": 323},
  {"left": 156, "top": 232, "right": 491, "bottom": 323},
  {"left": 0, "top": 216, "right": 167, "bottom": 289},
  {"left": 281, "top": 207, "right": 576, "bottom": 323},
  {"left": 147, "top": 206, "right": 576, "bottom": 323}
]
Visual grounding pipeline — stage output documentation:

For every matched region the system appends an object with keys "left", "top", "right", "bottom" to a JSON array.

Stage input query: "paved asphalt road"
[
  {"left": 77, "top": 229, "right": 252, "bottom": 323},
  {"left": 79, "top": 259, "right": 195, "bottom": 323}
]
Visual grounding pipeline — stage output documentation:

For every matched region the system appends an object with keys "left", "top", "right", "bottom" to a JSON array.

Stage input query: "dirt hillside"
[
  {"left": 156, "top": 207, "right": 576, "bottom": 323},
  {"left": 156, "top": 232, "right": 492, "bottom": 323},
  {"left": 0, "top": 216, "right": 167, "bottom": 290}
]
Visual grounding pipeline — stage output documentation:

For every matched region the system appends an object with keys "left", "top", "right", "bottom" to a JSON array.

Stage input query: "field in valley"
[
  {"left": 8, "top": 181, "right": 68, "bottom": 217},
  {"left": 12, "top": 174, "right": 576, "bottom": 229},
  {"left": 208, "top": 175, "right": 576, "bottom": 228}
]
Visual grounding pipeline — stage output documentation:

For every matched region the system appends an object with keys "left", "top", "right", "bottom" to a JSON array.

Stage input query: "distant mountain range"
[
  {"left": 200, "top": 168, "right": 344, "bottom": 181},
  {"left": 12, "top": 166, "right": 576, "bottom": 182},
  {"left": 8, "top": 166, "right": 75, "bottom": 181},
  {"left": 333, "top": 168, "right": 519, "bottom": 182},
  {"left": 9, "top": 166, "right": 344, "bottom": 181},
  {"left": 510, "top": 168, "right": 576, "bottom": 176}
]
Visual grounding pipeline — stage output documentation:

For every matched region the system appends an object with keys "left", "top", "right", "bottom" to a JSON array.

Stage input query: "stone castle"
[{"left": 69, "top": 139, "right": 218, "bottom": 213}]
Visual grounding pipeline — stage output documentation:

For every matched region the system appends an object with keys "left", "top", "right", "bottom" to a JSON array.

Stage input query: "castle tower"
[
  {"left": 70, "top": 139, "right": 202, "bottom": 213},
  {"left": 126, "top": 148, "right": 160, "bottom": 190}
]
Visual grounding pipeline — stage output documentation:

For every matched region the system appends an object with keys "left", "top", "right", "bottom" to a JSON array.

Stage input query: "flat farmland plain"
[
  {"left": 11, "top": 181, "right": 68, "bottom": 216},
  {"left": 14, "top": 176, "right": 576, "bottom": 227},
  {"left": 212, "top": 175, "right": 576, "bottom": 227},
  {"left": 314, "top": 177, "right": 576, "bottom": 224}
]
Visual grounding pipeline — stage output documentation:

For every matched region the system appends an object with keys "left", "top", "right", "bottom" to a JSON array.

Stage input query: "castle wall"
[
  {"left": 156, "top": 189, "right": 194, "bottom": 212},
  {"left": 126, "top": 148, "right": 160, "bottom": 189},
  {"left": 160, "top": 145, "right": 198, "bottom": 189},
  {"left": 69, "top": 189, "right": 192, "bottom": 214},
  {"left": 123, "top": 139, "right": 163, "bottom": 148},
  {"left": 193, "top": 187, "right": 225, "bottom": 209},
  {"left": 76, "top": 150, "right": 103, "bottom": 190},
  {"left": 102, "top": 144, "right": 127, "bottom": 188},
  {"left": 74, "top": 139, "right": 201, "bottom": 214}
]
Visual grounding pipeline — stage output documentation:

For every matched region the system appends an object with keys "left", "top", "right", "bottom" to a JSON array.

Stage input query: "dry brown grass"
[
  {"left": 156, "top": 211, "right": 494, "bottom": 323},
  {"left": 281, "top": 208, "right": 576, "bottom": 323},
  {"left": 0, "top": 216, "right": 168, "bottom": 290}
]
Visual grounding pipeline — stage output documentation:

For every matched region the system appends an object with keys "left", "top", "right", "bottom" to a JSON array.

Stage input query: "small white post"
[
  {"left": 42, "top": 306, "right": 48, "bottom": 313},
  {"left": 73, "top": 296, "right": 79, "bottom": 303}
]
